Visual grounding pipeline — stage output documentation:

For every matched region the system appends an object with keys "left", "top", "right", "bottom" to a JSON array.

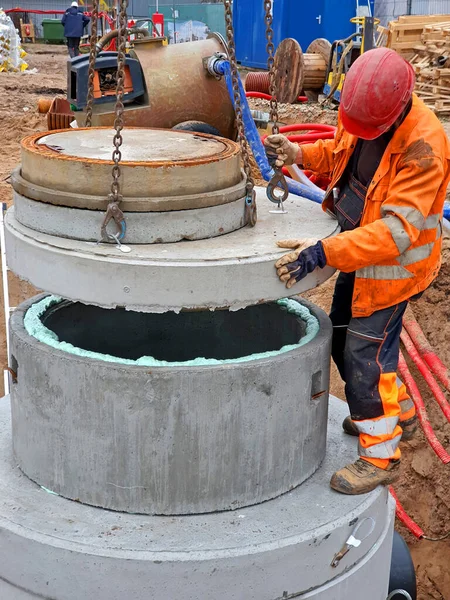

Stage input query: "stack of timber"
[
  {"left": 387, "top": 14, "right": 450, "bottom": 59},
  {"left": 410, "top": 21, "right": 450, "bottom": 114}
]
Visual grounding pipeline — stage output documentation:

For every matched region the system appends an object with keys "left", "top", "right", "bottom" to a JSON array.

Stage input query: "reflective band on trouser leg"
[
  {"left": 396, "top": 377, "right": 416, "bottom": 422},
  {"left": 358, "top": 433, "right": 402, "bottom": 459},
  {"left": 358, "top": 372, "right": 402, "bottom": 468},
  {"left": 353, "top": 415, "right": 399, "bottom": 436}
]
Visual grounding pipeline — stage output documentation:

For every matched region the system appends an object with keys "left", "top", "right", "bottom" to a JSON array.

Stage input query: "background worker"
[
  {"left": 61, "top": 1, "right": 90, "bottom": 58},
  {"left": 265, "top": 48, "right": 450, "bottom": 496}
]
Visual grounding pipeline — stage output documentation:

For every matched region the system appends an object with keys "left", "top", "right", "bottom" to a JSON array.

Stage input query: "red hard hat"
[{"left": 340, "top": 48, "right": 416, "bottom": 140}]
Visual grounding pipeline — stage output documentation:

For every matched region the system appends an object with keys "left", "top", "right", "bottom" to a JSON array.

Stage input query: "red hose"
[
  {"left": 403, "top": 313, "right": 450, "bottom": 393},
  {"left": 245, "top": 91, "right": 308, "bottom": 103},
  {"left": 261, "top": 124, "right": 336, "bottom": 145},
  {"left": 389, "top": 487, "right": 425, "bottom": 539},
  {"left": 401, "top": 329, "right": 450, "bottom": 423},
  {"left": 287, "top": 133, "right": 335, "bottom": 143},
  {"left": 278, "top": 124, "right": 337, "bottom": 133},
  {"left": 398, "top": 351, "right": 450, "bottom": 464}
]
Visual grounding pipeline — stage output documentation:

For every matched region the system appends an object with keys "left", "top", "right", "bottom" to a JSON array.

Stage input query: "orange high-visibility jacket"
[{"left": 301, "top": 95, "right": 450, "bottom": 317}]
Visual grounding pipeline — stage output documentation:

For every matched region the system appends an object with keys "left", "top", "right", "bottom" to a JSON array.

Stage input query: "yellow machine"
[{"left": 323, "top": 16, "right": 380, "bottom": 102}]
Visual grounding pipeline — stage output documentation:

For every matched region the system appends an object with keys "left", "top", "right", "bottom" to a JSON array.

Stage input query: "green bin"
[{"left": 42, "top": 19, "right": 65, "bottom": 44}]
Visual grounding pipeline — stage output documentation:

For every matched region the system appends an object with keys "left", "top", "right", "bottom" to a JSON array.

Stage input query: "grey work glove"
[
  {"left": 264, "top": 134, "right": 301, "bottom": 168},
  {"left": 275, "top": 238, "right": 325, "bottom": 289}
]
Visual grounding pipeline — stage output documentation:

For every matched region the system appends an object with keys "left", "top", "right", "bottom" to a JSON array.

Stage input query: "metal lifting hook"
[
  {"left": 101, "top": 201, "right": 126, "bottom": 242},
  {"left": 267, "top": 167, "right": 289, "bottom": 207}
]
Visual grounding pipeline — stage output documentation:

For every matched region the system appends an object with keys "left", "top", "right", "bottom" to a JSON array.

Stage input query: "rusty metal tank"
[{"left": 79, "top": 36, "right": 235, "bottom": 139}]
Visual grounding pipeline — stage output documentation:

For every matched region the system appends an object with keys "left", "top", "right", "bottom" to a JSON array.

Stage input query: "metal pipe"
[{"left": 95, "top": 27, "right": 149, "bottom": 52}]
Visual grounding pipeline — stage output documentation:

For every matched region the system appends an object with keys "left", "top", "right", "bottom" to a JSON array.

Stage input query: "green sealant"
[{"left": 24, "top": 296, "right": 320, "bottom": 367}]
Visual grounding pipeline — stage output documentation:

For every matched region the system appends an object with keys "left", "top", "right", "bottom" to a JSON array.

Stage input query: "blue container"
[{"left": 234, "top": 0, "right": 375, "bottom": 69}]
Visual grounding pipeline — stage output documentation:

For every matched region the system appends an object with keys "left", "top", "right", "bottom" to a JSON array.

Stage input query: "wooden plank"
[{"left": 397, "top": 15, "right": 450, "bottom": 24}]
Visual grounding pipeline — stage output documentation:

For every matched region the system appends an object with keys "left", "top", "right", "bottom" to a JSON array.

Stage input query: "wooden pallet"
[{"left": 387, "top": 14, "right": 450, "bottom": 59}]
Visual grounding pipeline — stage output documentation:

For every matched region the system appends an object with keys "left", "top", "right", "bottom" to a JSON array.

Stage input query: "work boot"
[
  {"left": 342, "top": 415, "right": 418, "bottom": 441},
  {"left": 330, "top": 459, "right": 401, "bottom": 495}
]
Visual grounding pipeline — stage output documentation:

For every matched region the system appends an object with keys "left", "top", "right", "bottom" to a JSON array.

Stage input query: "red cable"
[
  {"left": 277, "top": 123, "right": 337, "bottom": 133},
  {"left": 389, "top": 487, "right": 425, "bottom": 540},
  {"left": 287, "top": 133, "right": 335, "bottom": 143},
  {"left": 398, "top": 350, "right": 450, "bottom": 464},
  {"left": 403, "top": 314, "right": 450, "bottom": 393},
  {"left": 245, "top": 91, "right": 308, "bottom": 103},
  {"left": 401, "top": 329, "right": 450, "bottom": 423}
]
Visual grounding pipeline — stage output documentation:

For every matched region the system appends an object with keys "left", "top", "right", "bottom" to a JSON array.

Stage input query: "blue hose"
[
  {"left": 215, "top": 60, "right": 325, "bottom": 204},
  {"left": 444, "top": 202, "right": 450, "bottom": 221}
]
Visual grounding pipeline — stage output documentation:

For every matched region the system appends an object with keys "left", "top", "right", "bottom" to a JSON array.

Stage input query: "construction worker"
[
  {"left": 61, "top": 1, "right": 90, "bottom": 58},
  {"left": 264, "top": 48, "right": 450, "bottom": 495}
]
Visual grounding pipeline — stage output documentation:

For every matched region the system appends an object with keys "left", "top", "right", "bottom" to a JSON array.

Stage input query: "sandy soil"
[{"left": 1, "top": 46, "right": 450, "bottom": 599}]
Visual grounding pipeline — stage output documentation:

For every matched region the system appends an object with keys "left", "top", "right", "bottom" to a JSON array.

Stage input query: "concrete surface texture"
[
  {"left": 21, "top": 129, "right": 242, "bottom": 199},
  {"left": 4, "top": 187, "right": 339, "bottom": 312},
  {"left": 0, "top": 395, "right": 394, "bottom": 600},
  {"left": 13, "top": 192, "right": 249, "bottom": 243},
  {"left": 11, "top": 296, "right": 331, "bottom": 515}
]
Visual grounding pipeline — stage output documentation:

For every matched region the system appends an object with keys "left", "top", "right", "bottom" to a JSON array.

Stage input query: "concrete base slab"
[
  {"left": 0, "top": 396, "right": 393, "bottom": 599},
  {"left": 6, "top": 187, "right": 339, "bottom": 312}
]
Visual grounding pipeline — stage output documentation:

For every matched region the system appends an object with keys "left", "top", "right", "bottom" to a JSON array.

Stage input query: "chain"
[
  {"left": 263, "top": 0, "right": 289, "bottom": 208},
  {"left": 223, "top": 0, "right": 256, "bottom": 227},
  {"left": 264, "top": 0, "right": 279, "bottom": 134},
  {"left": 110, "top": 0, "right": 128, "bottom": 205},
  {"left": 85, "top": 0, "right": 99, "bottom": 127},
  {"left": 101, "top": 0, "right": 128, "bottom": 243}
]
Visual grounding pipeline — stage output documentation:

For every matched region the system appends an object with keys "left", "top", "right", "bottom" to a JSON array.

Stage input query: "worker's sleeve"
[
  {"left": 83, "top": 14, "right": 90, "bottom": 27},
  {"left": 61, "top": 12, "right": 66, "bottom": 25},
  {"left": 321, "top": 154, "right": 445, "bottom": 273},
  {"left": 299, "top": 138, "right": 337, "bottom": 178}
]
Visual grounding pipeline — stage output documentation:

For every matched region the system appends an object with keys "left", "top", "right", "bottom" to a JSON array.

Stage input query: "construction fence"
[{"left": 375, "top": 0, "right": 450, "bottom": 25}]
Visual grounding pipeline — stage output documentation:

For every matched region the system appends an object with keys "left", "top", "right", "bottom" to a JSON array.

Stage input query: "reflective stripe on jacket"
[{"left": 301, "top": 95, "right": 450, "bottom": 317}]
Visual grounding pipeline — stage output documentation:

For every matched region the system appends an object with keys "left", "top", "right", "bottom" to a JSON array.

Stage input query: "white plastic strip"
[{"left": 0, "top": 203, "right": 10, "bottom": 395}]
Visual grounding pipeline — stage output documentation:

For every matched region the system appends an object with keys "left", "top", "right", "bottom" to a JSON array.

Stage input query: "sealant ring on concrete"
[
  {"left": 13, "top": 192, "right": 249, "bottom": 243},
  {"left": 20, "top": 128, "right": 243, "bottom": 202}
]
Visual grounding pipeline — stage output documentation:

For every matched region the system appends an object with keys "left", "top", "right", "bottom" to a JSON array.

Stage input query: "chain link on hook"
[
  {"left": 222, "top": 0, "right": 257, "bottom": 227},
  {"left": 264, "top": 0, "right": 289, "bottom": 209},
  {"left": 101, "top": 0, "right": 128, "bottom": 243}
]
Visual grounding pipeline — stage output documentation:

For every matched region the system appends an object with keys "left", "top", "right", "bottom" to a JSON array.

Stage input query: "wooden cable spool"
[{"left": 245, "top": 37, "right": 332, "bottom": 102}]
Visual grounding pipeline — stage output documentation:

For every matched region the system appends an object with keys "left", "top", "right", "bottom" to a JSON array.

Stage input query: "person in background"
[{"left": 61, "top": 1, "right": 90, "bottom": 58}]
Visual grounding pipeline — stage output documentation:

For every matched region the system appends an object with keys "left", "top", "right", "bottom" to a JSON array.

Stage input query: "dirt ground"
[{"left": 1, "top": 45, "right": 450, "bottom": 599}]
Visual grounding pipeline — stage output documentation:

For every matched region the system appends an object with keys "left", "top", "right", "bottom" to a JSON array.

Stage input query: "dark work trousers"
[
  {"left": 330, "top": 271, "right": 408, "bottom": 421},
  {"left": 66, "top": 37, "right": 81, "bottom": 58}
]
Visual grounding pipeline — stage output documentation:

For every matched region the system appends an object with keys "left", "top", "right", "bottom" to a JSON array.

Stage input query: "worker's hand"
[
  {"left": 264, "top": 134, "right": 301, "bottom": 168},
  {"left": 275, "top": 239, "right": 327, "bottom": 289}
]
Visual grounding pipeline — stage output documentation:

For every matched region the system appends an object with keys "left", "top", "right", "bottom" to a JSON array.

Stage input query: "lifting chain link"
[
  {"left": 222, "top": 0, "right": 257, "bottom": 227},
  {"left": 85, "top": 0, "right": 99, "bottom": 127},
  {"left": 263, "top": 0, "right": 278, "bottom": 134},
  {"left": 264, "top": 0, "right": 289, "bottom": 208},
  {"left": 101, "top": 0, "right": 128, "bottom": 243}
]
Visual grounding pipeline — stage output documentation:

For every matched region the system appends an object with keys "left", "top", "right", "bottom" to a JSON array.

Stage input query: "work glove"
[
  {"left": 264, "top": 134, "right": 301, "bottom": 168},
  {"left": 275, "top": 239, "right": 327, "bottom": 289}
]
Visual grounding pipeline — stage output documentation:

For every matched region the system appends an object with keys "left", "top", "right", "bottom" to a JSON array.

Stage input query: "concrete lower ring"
[
  {"left": 0, "top": 396, "right": 394, "bottom": 600},
  {"left": 5, "top": 188, "right": 340, "bottom": 312},
  {"left": 11, "top": 295, "right": 331, "bottom": 515},
  {"left": 13, "top": 192, "right": 249, "bottom": 244}
]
